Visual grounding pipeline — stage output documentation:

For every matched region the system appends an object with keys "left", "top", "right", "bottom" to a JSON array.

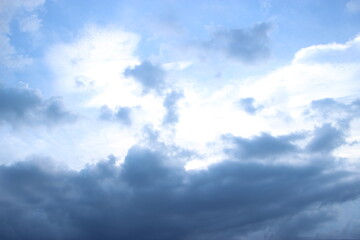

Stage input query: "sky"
[{"left": 1, "top": 0, "right": 360, "bottom": 239}]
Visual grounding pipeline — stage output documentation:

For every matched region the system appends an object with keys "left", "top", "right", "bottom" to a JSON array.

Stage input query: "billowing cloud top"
[
  {"left": 1, "top": 0, "right": 360, "bottom": 239},
  {"left": 1, "top": 135, "right": 359, "bottom": 240}
]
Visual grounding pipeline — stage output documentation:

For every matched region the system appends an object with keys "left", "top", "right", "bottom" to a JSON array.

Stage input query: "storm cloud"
[
  {"left": 224, "top": 132, "right": 301, "bottom": 160},
  {"left": 0, "top": 126, "right": 359, "bottom": 240},
  {"left": 1, "top": 1, "right": 360, "bottom": 240}
]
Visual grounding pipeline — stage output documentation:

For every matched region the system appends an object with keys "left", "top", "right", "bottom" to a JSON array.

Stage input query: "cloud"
[
  {"left": 306, "top": 124, "right": 345, "bottom": 154},
  {"left": 293, "top": 35, "right": 360, "bottom": 64},
  {"left": 163, "top": 90, "right": 183, "bottom": 125},
  {"left": 223, "top": 132, "right": 300, "bottom": 161},
  {"left": 0, "top": 84, "right": 76, "bottom": 127},
  {"left": 233, "top": 35, "right": 360, "bottom": 136},
  {"left": 266, "top": 210, "right": 335, "bottom": 240},
  {"left": 223, "top": 122, "right": 350, "bottom": 166},
  {"left": 0, "top": 133, "right": 359, "bottom": 240},
  {"left": 0, "top": 0, "right": 45, "bottom": 68},
  {"left": 308, "top": 98, "right": 360, "bottom": 129},
  {"left": 46, "top": 25, "right": 140, "bottom": 107},
  {"left": 124, "top": 61, "right": 166, "bottom": 94},
  {"left": 19, "top": 14, "right": 42, "bottom": 33},
  {"left": 203, "top": 22, "right": 272, "bottom": 63},
  {"left": 237, "top": 97, "right": 263, "bottom": 115},
  {"left": 121, "top": 146, "right": 172, "bottom": 187},
  {"left": 99, "top": 105, "right": 133, "bottom": 125}
]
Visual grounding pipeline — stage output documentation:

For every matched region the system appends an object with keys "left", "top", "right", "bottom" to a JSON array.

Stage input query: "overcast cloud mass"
[{"left": 1, "top": 0, "right": 360, "bottom": 239}]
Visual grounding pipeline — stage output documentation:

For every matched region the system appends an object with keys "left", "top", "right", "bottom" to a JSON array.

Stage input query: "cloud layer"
[
  {"left": 0, "top": 85, "right": 76, "bottom": 127},
  {"left": 1, "top": 126, "right": 359, "bottom": 240},
  {"left": 0, "top": 1, "right": 360, "bottom": 239}
]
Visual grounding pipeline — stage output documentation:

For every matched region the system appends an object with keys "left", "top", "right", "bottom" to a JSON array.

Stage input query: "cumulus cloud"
[
  {"left": 233, "top": 35, "right": 360, "bottom": 136},
  {"left": 124, "top": 61, "right": 166, "bottom": 94},
  {"left": 0, "top": 84, "right": 76, "bottom": 127},
  {"left": 0, "top": 127, "right": 359, "bottom": 240},
  {"left": 203, "top": 22, "right": 272, "bottom": 63},
  {"left": 1, "top": 5, "right": 359, "bottom": 239}
]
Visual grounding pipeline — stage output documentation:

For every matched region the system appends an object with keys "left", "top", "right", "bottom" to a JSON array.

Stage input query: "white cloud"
[
  {"left": 46, "top": 25, "right": 172, "bottom": 128},
  {"left": 293, "top": 35, "right": 360, "bottom": 64},
  {"left": 172, "top": 34, "right": 360, "bottom": 167},
  {"left": 41, "top": 25, "right": 169, "bottom": 168},
  {"left": 237, "top": 35, "right": 360, "bottom": 125},
  {"left": 10, "top": 28, "right": 360, "bottom": 171},
  {"left": 47, "top": 25, "right": 140, "bottom": 103},
  {"left": 0, "top": 0, "right": 45, "bottom": 68},
  {"left": 19, "top": 14, "right": 42, "bottom": 32}
]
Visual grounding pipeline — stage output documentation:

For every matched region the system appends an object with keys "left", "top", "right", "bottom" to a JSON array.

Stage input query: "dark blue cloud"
[
  {"left": 0, "top": 128, "right": 360, "bottom": 240},
  {"left": 121, "top": 146, "right": 173, "bottom": 187},
  {"left": 0, "top": 85, "right": 76, "bottom": 127},
  {"left": 225, "top": 123, "right": 347, "bottom": 161},
  {"left": 124, "top": 61, "right": 166, "bottom": 94},
  {"left": 204, "top": 22, "right": 273, "bottom": 63},
  {"left": 306, "top": 124, "right": 345, "bottom": 154},
  {"left": 224, "top": 132, "right": 301, "bottom": 160},
  {"left": 163, "top": 90, "right": 183, "bottom": 125}
]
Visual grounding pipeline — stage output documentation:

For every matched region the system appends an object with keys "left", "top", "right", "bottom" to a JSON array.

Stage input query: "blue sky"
[{"left": 1, "top": 0, "right": 360, "bottom": 239}]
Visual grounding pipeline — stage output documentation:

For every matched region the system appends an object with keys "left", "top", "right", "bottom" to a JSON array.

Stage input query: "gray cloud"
[
  {"left": 225, "top": 123, "right": 347, "bottom": 161},
  {"left": 0, "top": 85, "right": 76, "bottom": 127},
  {"left": 0, "top": 126, "right": 360, "bottom": 240},
  {"left": 306, "top": 124, "right": 345, "bottom": 154},
  {"left": 203, "top": 22, "right": 272, "bottom": 63},
  {"left": 266, "top": 210, "right": 335, "bottom": 240},
  {"left": 124, "top": 61, "right": 166, "bottom": 94},
  {"left": 224, "top": 132, "right": 301, "bottom": 160},
  {"left": 163, "top": 90, "right": 183, "bottom": 125},
  {"left": 99, "top": 105, "right": 133, "bottom": 125},
  {"left": 307, "top": 98, "right": 360, "bottom": 129}
]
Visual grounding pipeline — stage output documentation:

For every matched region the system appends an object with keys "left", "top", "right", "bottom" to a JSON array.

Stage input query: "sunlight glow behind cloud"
[{"left": 1, "top": 0, "right": 360, "bottom": 239}]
